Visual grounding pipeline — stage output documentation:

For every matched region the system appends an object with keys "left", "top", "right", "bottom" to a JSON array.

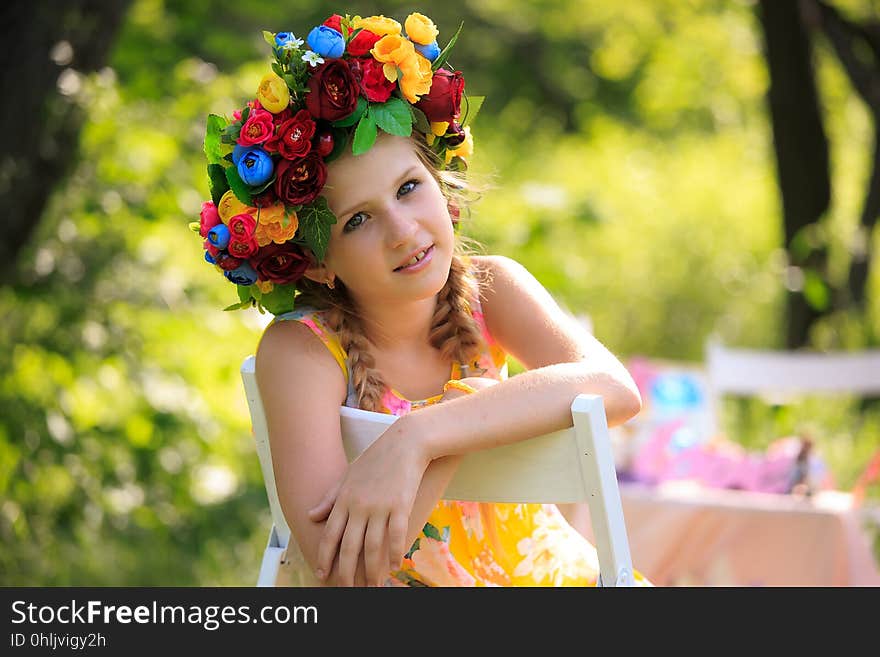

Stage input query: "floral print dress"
[{"left": 270, "top": 282, "right": 651, "bottom": 587}]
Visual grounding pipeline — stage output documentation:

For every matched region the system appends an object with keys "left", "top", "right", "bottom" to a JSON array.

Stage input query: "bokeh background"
[{"left": 2, "top": 0, "right": 879, "bottom": 584}]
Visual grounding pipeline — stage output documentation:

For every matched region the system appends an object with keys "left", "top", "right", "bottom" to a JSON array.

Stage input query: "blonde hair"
[{"left": 293, "top": 133, "right": 491, "bottom": 412}]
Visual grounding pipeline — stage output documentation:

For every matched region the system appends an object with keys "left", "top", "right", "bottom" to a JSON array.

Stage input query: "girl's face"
[{"left": 305, "top": 134, "right": 455, "bottom": 307}]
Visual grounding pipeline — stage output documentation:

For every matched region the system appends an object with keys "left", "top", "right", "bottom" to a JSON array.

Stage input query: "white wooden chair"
[
  {"left": 241, "top": 355, "right": 634, "bottom": 587},
  {"left": 705, "top": 337, "right": 880, "bottom": 434}
]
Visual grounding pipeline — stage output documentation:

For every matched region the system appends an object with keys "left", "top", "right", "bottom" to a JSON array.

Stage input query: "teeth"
[{"left": 403, "top": 249, "right": 428, "bottom": 267}]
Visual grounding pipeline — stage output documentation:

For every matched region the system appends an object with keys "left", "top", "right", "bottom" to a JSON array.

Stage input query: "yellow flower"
[
  {"left": 445, "top": 126, "right": 474, "bottom": 164},
  {"left": 404, "top": 13, "right": 438, "bottom": 45},
  {"left": 255, "top": 279, "right": 275, "bottom": 294},
  {"left": 256, "top": 72, "right": 290, "bottom": 114},
  {"left": 354, "top": 15, "right": 402, "bottom": 37},
  {"left": 254, "top": 213, "right": 298, "bottom": 247},
  {"left": 398, "top": 52, "right": 433, "bottom": 103},
  {"left": 218, "top": 189, "right": 255, "bottom": 224},
  {"left": 430, "top": 121, "right": 449, "bottom": 136},
  {"left": 254, "top": 202, "right": 288, "bottom": 226},
  {"left": 371, "top": 34, "right": 415, "bottom": 66}
]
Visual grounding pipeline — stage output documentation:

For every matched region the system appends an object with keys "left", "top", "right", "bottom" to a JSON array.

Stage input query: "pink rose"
[
  {"left": 199, "top": 201, "right": 221, "bottom": 237},
  {"left": 237, "top": 108, "right": 275, "bottom": 147}
]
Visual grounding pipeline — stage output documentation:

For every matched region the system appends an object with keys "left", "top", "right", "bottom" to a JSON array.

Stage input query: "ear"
[{"left": 301, "top": 260, "right": 334, "bottom": 286}]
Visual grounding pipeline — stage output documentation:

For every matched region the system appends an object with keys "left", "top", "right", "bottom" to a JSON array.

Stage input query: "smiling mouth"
[{"left": 394, "top": 245, "right": 434, "bottom": 271}]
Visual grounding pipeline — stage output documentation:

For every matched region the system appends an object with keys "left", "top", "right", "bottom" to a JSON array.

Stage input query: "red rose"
[
  {"left": 323, "top": 14, "right": 348, "bottom": 36},
  {"left": 415, "top": 69, "right": 465, "bottom": 125},
  {"left": 305, "top": 59, "right": 360, "bottom": 122},
  {"left": 272, "top": 107, "right": 293, "bottom": 126},
  {"left": 265, "top": 109, "right": 316, "bottom": 160},
  {"left": 250, "top": 242, "right": 311, "bottom": 285},
  {"left": 274, "top": 153, "right": 327, "bottom": 206},
  {"left": 347, "top": 30, "right": 381, "bottom": 57},
  {"left": 350, "top": 57, "right": 395, "bottom": 103}
]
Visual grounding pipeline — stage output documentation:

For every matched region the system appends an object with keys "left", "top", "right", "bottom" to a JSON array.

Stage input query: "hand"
[{"left": 308, "top": 414, "right": 431, "bottom": 587}]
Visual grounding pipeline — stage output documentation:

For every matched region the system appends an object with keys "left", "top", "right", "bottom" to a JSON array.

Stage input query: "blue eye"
[
  {"left": 398, "top": 179, "right": 419, "bottom": 197},
  {"left": 343, "top": 212, "right": 367, "bottom": 233}
]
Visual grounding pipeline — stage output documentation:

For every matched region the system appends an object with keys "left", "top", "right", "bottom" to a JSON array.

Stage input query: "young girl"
[{"left": 195, "top": 12, "right": 649, "bottom": 586}]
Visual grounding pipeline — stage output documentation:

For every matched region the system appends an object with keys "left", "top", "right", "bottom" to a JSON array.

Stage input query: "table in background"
[{"left": 571, "top": 482, "right": 880, "bottom": 586}]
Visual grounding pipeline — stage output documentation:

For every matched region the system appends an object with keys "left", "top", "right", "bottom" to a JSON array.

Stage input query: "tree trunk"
[
  {"left": 0, "top": 0, "right": 132, "bottom": 280},
  {"left": 757, "top": 0, "right": 832, "bottom": 349},
  {"left": 814, "top": 2, "right": 880, "bottom": 330}
]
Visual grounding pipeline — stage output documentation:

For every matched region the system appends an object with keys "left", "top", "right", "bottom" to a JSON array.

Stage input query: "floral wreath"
[{"left": 190, "top": 12, "right": 482, "bottom": 316}]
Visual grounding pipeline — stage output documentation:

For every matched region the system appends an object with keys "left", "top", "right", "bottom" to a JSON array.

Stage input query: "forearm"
[{"left": 411, "top": 361, "right": 641, "bottom": 461}]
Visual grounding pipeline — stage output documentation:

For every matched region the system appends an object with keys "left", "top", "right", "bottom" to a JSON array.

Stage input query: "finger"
[
  {"left": 363, "top": 514, "right": 389, "bottom": 587},
  {"left": 336, "top": 515, "right": 367, "bottom": 587},
  {"left": 388, "top": 511, "right": 408, "bottom": 573},
  {"left": 314, "top": 506, "right": 347, "bottom": 580}
]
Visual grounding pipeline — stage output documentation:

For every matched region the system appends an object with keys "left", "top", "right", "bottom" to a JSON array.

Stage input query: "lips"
[{"left": 394, "top": 244, "right": 434, "bottom": 271}]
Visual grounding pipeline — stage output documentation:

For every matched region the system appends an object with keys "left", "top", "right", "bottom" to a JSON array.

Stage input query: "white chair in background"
[
  {"left": 240, "top": 355, "right": 635, "bottom": 587},
  {"left": 704, "top": 337, "right": 880, "bottom": 432}
]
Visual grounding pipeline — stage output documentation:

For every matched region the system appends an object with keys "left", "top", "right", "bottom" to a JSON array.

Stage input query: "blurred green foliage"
[{"left": 2, "top": 0, "right": 878, "bottom": 584}]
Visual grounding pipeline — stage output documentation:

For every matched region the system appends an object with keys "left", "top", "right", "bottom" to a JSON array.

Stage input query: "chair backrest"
[{"left": 241, "top": 355, "right": 634, "bottom": 587}]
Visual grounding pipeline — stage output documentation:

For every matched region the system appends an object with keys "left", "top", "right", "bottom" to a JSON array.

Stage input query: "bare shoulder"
[{"left": 470, "top": 254, "right": 595, "bottom": 369}]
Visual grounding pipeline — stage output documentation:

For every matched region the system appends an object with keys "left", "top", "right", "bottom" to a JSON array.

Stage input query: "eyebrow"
[{"left": 335, "top": 165, "right": 422, "bottom": 222}]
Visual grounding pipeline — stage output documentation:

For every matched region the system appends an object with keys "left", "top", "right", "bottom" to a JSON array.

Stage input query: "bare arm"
[
  {"left": 409, "top": 255, "right": 641, "bottom": 461},
  {"left": 257, "top": 321, "right": 479, "bottom": 586}
]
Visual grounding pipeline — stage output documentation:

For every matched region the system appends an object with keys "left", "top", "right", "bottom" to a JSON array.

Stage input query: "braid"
[
  {"left": 324, "top": 299, "right": 387, "bottom": 413},
  {"left": 429, "top": 253, "right": 485, "bottom": 371}
]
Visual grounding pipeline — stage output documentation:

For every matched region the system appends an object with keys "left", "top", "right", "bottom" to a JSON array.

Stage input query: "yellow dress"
[{"left": 272, "top": 288, "right": 651, "bottom": 587}]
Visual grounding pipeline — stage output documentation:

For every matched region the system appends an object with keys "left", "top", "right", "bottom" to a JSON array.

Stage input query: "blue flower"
[
  {"left": 208, "top": 223, "right": 230, "bottom": 250},
  {"left": 275, "top": 32, "right": 303, "bottom": 49},
  {"left": 237, "top": 148, "right": 273, "bottom": 186},
  {"left": 415, "top": 41, "right": 440, "bottom": 62},
  {"left": 307, "top": 25, "right": 345, "bottom": 58},
  {"left": 204, "top": 250, "right": 216, "bottom": 265},
  {"left": 232, "top": 144, "right": 248, "bottom": 166},
  {"left": 224, "top": 261, "right": 259, "bottom": 286}
]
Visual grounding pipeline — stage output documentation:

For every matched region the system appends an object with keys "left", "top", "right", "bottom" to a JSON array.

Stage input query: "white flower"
[
  {"left": 288, "top": 36, "right": 304, "bottom": 49},
  {"left": 301, "top": 50, "right": 324, "bottom": 67}
]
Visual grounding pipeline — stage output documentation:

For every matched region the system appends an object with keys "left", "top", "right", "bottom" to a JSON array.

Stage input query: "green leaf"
[
  {"left": 352, "top": 112, "right": 378, "bottom": 156},
  {"left": 432, "top": 21, "right": 463, "bottom": 72},
  {"left": 297, "top": 196, "right": 337, "bottom": 262},
  {"left": 263, "top": 31, "right": 276, "bottom": 47},
  {"left": 332, "top": 97, "right": 367, "bottom": 128},
  {"left": 404, "top": 538, "right": 420, "bottom": 559},
  {"left": 461, "top": 95, "right": 484, "bottom": 128},
  {"left": 207, "top": 164, "right": 230, "bottom": 206},
  {"left": 803, "top": 269, "right": 830, "bottom": 311},
  {"left": 422, "top": 523, "right": 442, "bottom": 541},
  {"left": 223, "top": 301, "right": 250, "bottom": 311},
  {"left": 260, "top": 284, "right": 297, "bottom": 315},
  {"left": 372, "top": 97, "right": 413, "bottom": 137},
  {"left": 271, "top": 62, "right": 284, "bottom": 78},
  {"left": 188, "top": 221, "right": 200, "bottom": 233},
  {"left": 204, "top": 114, "right": 227, "bottom": 165},
  {"left": 225, "top": 166, "right": 253, "bottom": 205},
  {"left": 237, "top": 285, "right": 252, "bottom": 304},
  {"left": 409, "top": 105, "right": 432, "bottom": 135},
  {"left": 248, "top": 175, "right": 276, "bottom": 196}
]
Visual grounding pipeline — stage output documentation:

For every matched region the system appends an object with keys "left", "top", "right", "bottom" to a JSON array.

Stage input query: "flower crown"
[{"left": 190, "top": 12, "right": 481, "bottom": 316}]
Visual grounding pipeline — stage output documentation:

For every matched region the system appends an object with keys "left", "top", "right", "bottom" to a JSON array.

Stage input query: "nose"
[{"left": 384, "top": 203, "right": 419, "bottom": 250}]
